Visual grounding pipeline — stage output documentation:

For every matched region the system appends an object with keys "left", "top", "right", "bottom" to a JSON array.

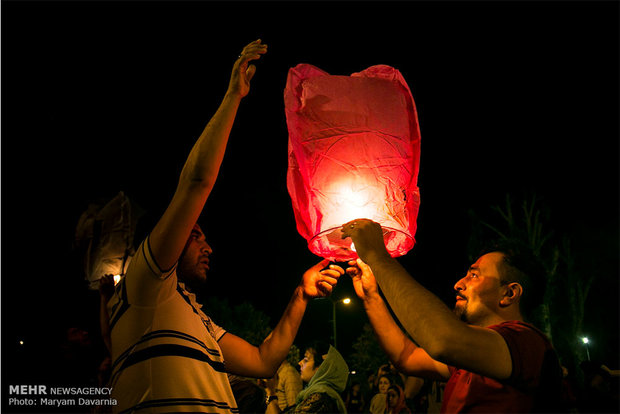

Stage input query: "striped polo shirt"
[{"left": 108, "top": 236, "right": 238, "bottom": 413}]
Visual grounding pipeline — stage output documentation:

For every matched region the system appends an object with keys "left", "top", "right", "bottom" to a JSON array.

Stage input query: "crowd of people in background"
[{"left": 46, "top": 322, "right": 619, "bottom": 414}]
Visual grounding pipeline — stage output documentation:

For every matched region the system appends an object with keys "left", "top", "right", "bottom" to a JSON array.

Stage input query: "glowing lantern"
[{"left": 285, "top": 64, "right": 421, "bottom": 261}]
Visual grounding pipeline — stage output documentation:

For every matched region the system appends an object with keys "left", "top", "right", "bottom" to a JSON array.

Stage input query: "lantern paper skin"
[{"left": 285, "top": 64, "right": 421, "bottom": 262}]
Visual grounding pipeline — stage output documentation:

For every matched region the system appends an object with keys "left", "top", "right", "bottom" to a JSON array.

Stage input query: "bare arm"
[
  {"left": 342, "top": 219, "right": 512, "bottom": 380},
  {"left": 220, "top": 260, "right": 344, "bottom": 378},
  {"left": 150, "top": 40, "right": 267, "bottom": 271},
  {"left": 347, "top": 260, "right": 449, "bottom": 380}
]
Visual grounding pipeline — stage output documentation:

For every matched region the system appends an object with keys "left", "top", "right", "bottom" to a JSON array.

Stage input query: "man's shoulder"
[
  {"left": 124, "top": 235, "right": 178, "bottom": 283},
  {"left": 490, "top": 320, "right": 550, "bottom": 340}
]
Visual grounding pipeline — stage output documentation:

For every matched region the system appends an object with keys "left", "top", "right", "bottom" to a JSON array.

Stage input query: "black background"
[{"left": 2, "top": 0, "right": 618, "bottom": 393}]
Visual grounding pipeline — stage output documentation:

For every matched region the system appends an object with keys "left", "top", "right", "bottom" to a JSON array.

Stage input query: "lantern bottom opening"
[{"left": 309, "top": 225, "right": 415, "bottom": 262}]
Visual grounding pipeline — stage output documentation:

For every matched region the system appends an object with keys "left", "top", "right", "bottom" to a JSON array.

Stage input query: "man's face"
[
  {"left": 177, "top": 224, "right": 212, "bottom": 287},
  {"left": 453, "top": 252, "right": 506, "bottom": 326}
]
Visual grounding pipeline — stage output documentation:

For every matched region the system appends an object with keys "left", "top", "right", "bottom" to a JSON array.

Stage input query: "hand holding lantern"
[
  {"left": 300, "top": 259, "right": 344, "bottom": 299},
  {"left": 346, "top": 257, "right": 380, "bottom": 302},
  {"left": 341, "top": 219, "right": 391, "bottom": 265}
]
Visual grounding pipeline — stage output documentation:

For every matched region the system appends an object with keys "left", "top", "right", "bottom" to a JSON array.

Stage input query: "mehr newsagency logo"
[{"left": 8, "top": 385, "right": 117, "bottom": 409}]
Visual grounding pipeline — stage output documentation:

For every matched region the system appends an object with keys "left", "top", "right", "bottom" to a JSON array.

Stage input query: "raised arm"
[
  {"left": 219, "top": 260, "right": 344, "bottom": 378},
  {"left": 347, "top": 260, "right": 449, "bottom": 381},
  {"left": 150, "top": 40, "right": 267, "bottom": 270},
  {"left": 342, "top": 219, "right": 512, "bottom": 380}
]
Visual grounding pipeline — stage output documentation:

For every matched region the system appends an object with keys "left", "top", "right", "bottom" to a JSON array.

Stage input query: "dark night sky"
[{"left": 2, "top": 0, "right": 618, "bottom": 383}]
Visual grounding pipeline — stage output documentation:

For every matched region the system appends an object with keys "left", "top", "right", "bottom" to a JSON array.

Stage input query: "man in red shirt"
[{"left": 342, "top": 219, "right": 563, "bottom": 412}]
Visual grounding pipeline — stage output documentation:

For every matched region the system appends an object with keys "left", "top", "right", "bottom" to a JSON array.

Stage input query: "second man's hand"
[{"left": 340, "top": 218, "right": 391, "bottom": 265}]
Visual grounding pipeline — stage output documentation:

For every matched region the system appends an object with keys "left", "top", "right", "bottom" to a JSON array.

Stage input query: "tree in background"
[
  {"left": 203, "top": 297, "right": 272, "bottom": 347},
  {"left": 349, "top": 323, "right": 388, "bottom": 378}
]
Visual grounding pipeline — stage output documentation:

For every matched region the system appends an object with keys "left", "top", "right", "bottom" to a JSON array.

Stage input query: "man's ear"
[{"left": 499, "top": 282, "right": 523, "bottom": 307}]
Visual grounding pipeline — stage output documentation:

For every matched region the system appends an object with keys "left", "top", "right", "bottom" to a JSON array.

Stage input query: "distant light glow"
[
  {"left": 342, "top": 298, "right": 351, "bottom": 305},
  {"left": 582, "top": 337, "right": 589, "bottom": 344},
  {"left": 19, "top": 340, "right": 24, "bottom": 345},
  {"left": 351, "top": 370, "right": 357, "bottom": 375}
]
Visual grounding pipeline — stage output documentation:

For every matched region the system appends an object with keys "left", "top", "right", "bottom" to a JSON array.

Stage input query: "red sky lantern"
[{"left": 285, "top": 64, "right": 421, "bottom": 261}]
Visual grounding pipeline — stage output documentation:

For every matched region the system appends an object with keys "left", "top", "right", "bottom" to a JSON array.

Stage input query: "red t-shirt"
[{"left": 440, "top": 321, "right": 562, "bottom": 413}]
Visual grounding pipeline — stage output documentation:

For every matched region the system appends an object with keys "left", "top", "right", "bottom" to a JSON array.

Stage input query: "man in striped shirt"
[{"left": 108, "top": 40, "right": 344, "bottom": 413}]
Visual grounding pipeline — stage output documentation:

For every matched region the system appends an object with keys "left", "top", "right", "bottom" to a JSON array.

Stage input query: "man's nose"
[
  {"left": 454, "top": 276, "right": 466, "bottom": 292},
  {"left": 201, "top": 242, "right": 213, "bottom": 255}
]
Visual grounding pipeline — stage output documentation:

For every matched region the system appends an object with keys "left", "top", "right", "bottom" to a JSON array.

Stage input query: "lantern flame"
[{"left": 323, "top": 180, "right": 379, "bottom": 229}]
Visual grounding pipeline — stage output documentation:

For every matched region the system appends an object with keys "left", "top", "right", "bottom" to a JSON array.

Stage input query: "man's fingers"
[
  {"left": 314, "top": 259, "right": 331, "bottom": 270},
  {"left": 318, "top": 281, "right": 333, "bottom": 295},
  {"left": 320, "top": 274, "right": 339, "bottom": 286},
  {"left": 346, "top": 267, "right": 360, "bottom": 277},
  {"left": 246, "top": 65, "right": 256, "bottom": 81},
  {"left": 320, "top": 267, "right": 343, "bottom": 280},
  {"left": 356, "top": 258, "right": 372, "bottom": 272},
  {"left": 327, "top": 264, "right": 345, "bottom": 275},
  {"left": 319, "top": 270, "right": 340, "bottom": 284}
]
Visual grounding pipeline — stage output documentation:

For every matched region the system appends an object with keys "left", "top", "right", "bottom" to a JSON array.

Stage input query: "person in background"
[
  {"left": 386, "top": 384, "right": 411, "bottom": 414},
  {"left": 344, "top": 380, "right": 365, "bottom": 413},
  {"left": 274, "top": 357, "right": 303, "bottom": 411},
  {"left": 369, "top": 374, "right": 393, "bottom": 414},
  {"left": 343, "top": 218, "right": 563, "bottom": 413},
  {"left": 265, "top": 341, "right": 349, "bottom": 413}
]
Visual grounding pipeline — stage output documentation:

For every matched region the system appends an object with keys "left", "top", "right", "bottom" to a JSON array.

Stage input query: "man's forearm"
[
  {"left": 150, "top": 92, "right": 243, "bottom": 270},
  {"left": 257, "top": 286, "right": 309, "bottom": 375},
  {"left": 179, "top": 92, "right": 242, "bottom": 192},
  {"left": 363, "top": 292, "right": 418, "bottom": 370},
  {"left": 365, "top": 254, "right": 464, "bottom": 359}
]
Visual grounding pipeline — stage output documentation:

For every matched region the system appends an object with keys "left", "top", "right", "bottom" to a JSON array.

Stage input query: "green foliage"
[
  {"left": 203, "top": 296, "right": 272, "bottom": 346},
  {"left": 286, "top": 344, "right": 301, "bottom": 368},
  {"left": 348, "top": 323, "right": 388, "bottom": 377}
]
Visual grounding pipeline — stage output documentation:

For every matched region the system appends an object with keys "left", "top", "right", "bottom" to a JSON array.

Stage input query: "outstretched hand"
[
  {"left": 301, "top": 259, "right": 344, "bottom": 299},
  {"left": 228, "top": 39, "right": 268, "bottom": 98},
  {"left": 347, "top": 259, "right": 379, "bottom": 302},
  {"left": 340, "top": 219, "right": 389, "bottom": 264}
]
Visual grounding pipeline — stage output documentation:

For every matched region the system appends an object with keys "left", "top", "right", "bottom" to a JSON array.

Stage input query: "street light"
[
  {"left": 581, "top": 337, "right": 591, "bottom": 361},
  {"left": 331, "top": 297, "right": 351, "bottom": 349}
]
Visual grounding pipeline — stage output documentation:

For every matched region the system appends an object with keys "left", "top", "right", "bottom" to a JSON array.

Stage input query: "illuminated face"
[
  {"left": 177, "top": 224, "right": 212, "bottom": 287},
  {"left": 299, "top": 349, "right": 320, "bottom": 383},
  {"left": 453, "top": 252, "right": 506, "bottom": 326},
  {"left": 387, "top": 388, "right": 399, "bottom": 408},
  {"left": 378, "top": 376, "right": 391, "bottom": 394}
]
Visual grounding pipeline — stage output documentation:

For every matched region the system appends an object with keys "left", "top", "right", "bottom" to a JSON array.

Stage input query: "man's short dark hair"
[{"left": 480, "top": 240, "right": 546, "bottom": 320}]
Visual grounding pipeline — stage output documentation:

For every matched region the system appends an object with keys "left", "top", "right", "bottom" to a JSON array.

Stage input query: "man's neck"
[{"left": 478, "top": 313, "right": 523, "bottom": 328}]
